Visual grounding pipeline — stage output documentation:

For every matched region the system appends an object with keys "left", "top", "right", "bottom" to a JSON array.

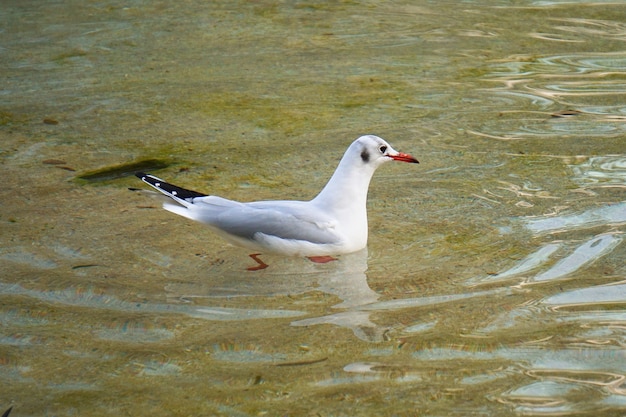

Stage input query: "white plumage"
[{"left": 135, "top": 135, "right": 418, "bottom": 267}]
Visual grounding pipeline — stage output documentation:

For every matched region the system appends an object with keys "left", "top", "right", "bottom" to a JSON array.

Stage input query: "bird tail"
[{"left": 135, "top": 172, "right": 207, "bottom": 207}]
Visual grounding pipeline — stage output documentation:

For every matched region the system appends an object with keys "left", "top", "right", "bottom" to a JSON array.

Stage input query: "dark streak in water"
[
  {"left": 76, "top": 159, "right": 170, "bottom": 182},
  {"left": 274, "top": 357, "right": 328, "bottom": 367},
  {"left": 71, "top": 264, "right": 100, "bottom": 270}
]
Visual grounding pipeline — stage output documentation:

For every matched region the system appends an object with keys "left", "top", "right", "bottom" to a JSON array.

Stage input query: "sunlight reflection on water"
[{"left": 0, "top": 283, "right": 306, "bottom": 323}]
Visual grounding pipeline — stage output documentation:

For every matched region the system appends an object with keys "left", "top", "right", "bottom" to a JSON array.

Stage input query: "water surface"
[{"left": 1, "top": 1, "right": 625, "bottom": 415}]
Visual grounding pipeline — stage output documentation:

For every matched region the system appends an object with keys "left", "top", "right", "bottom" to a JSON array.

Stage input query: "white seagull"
[{"left": 135, "top": 135, "right": 418, "bottom": 270}]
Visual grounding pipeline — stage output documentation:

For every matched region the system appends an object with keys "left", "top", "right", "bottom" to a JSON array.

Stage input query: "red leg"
[
  {"left": 247, "top": 253, "right": 269, "bottom": 271},
  {"left": 307, "top": 255, "right": 338, "bottom": 264}
]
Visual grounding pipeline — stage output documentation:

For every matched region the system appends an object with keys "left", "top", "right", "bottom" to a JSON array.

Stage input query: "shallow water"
[{"left": 1, "top": 1, "right": 626, "bottom": 416}]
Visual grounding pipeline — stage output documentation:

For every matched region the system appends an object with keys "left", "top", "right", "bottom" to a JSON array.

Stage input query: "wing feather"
[{"left": 190, "top": 199, "right": 340, "bottom": 245}]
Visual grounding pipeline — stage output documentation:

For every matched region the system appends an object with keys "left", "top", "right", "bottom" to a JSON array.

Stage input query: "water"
[{"left": 1, "top": 1, "right": 625, "bottom": 415}]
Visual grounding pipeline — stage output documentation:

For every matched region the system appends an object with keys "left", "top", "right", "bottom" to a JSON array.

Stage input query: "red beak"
[{"left": 390, "top": 152, "right": 419, "bottom": 163}]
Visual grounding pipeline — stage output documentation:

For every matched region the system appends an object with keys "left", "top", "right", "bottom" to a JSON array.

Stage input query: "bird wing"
[{"left": 190, "top": 198, "right": 341, "bottom": 245}]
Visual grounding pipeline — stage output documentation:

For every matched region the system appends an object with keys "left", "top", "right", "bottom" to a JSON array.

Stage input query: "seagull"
[{"left": 135, "top": 135, "right": 418, "bottom": 270}]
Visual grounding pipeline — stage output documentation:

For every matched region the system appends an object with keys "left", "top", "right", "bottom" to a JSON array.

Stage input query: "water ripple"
[
  {"left": 478, "top": 49, "right": 626, "bottom": 139},
  {"left": 570, "top": 155, "right": 626, "bottom": 187},
  {"left": 532, "top": 233, "right": 622, "bottom": 283},
  {"left": 0, "top": 282, "right": 305, "bottom": 321},
  {"left": 548, "top": 17, "right": 626, "bottom": 41},
  {"left": 525, "top": 204, "right": 626, "bottom": 234},
  {"left": 414, "top": 346, "right": 626, "bottom": 413},
  {"left": 543, "top": 282, "right": 626, "bottom": 309},
  {"left": 468, "top": 243, "right": 562, "bottom": 285}
]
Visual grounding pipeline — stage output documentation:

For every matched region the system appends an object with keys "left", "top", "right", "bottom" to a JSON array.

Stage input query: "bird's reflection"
[
  {"left": 165, "top": 248, "right": 389, "bottom": 341},
  {"left": 165, "top": 248, "right": 506, "bottom": 342}
]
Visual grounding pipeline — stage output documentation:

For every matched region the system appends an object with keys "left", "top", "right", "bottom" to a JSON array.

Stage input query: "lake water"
[{"left": 1, "top": 1, "right": 626, "bottom": 415}]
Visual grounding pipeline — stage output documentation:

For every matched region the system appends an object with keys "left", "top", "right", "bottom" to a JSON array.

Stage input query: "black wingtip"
[
  {"left": 3, "top": 406, "right": 13, "bottom": 417},
  {"left": 134, "top": 172, "right": 208, "bottom": 200}
]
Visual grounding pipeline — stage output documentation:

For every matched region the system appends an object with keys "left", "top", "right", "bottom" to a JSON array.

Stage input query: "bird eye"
[{"left": 379, "top": 145, "right": 387, "bottom": 154}]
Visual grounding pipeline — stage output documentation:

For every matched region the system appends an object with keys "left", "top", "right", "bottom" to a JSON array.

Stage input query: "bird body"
[{"left": 136, "top": 135, "right": 418, "bottom": 261}]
